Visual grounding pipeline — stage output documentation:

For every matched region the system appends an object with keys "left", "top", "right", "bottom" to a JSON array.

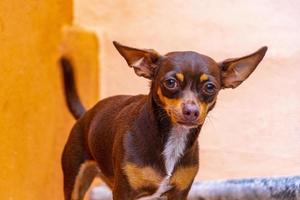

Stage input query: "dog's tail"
[{"left": 60, "top": 57, "right": 86, "bottom": 120}]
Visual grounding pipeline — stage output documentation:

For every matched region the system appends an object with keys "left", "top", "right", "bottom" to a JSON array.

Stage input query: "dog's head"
[{"left": 114, "top": 41, "right": 267, "bottom": 128}]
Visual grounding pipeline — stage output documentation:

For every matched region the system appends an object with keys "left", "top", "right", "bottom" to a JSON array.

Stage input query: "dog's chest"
[
  {"left": 132, "top": 126, "right": 194, "bottom": 199},
  {"left": 163, "top": 125, "right": 189, "bottom": 176},
  {"left": 149, "top": 126, "right": 189, "bottom": 197}
]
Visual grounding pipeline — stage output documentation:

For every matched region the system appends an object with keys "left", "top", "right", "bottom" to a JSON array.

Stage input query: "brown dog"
[{"left": 60, "top": 42, "right": 267, "bottom": 200}]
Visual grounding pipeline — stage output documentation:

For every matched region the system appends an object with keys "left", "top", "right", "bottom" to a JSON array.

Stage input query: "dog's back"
[{"left": 60, "top": 58, "right": 148, "bottom": 199}]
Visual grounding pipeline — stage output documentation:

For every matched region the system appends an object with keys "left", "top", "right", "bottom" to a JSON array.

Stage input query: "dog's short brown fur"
[{"left": 61, "top": 42, "right": 267, "bottom": 200}]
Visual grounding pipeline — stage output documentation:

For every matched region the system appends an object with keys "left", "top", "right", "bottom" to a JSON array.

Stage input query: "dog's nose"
[{"left": 182, "top": 104, "right": 199, "bottom": 121}]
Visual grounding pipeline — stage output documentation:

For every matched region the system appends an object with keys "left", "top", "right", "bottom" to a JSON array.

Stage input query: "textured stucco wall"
[
  {"left": 0, "top": 0, "right": 99, "bottom": 199},
  {"left": 74, "top": 0, "right": 300, "bottom": 181}
]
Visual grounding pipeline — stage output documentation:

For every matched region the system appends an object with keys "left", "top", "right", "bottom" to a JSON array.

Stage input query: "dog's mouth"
[
  {"left": 168, "top": 111, "right": 203, "bottom": 127},
  {"left": 165, "top": 108, "right": 207, "bottom": 127},
  {"left": 176, "top": 120, "right": 200, "bottom": 127}
]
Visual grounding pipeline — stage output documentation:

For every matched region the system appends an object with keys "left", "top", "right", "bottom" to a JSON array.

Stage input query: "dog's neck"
[
  {"left": 139, "top": 94, "right": 201, "bottom": 197},
  {"left": 125, "top": 93, "right": 201, "bottom": 169},
  {"left": 145, "top": 93, "right": 201, "bottom": 154}
]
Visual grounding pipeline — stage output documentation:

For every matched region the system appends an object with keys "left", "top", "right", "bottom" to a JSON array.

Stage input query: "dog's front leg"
[{"left": 163, "top": 187, "right": 191, "bottom": 200}]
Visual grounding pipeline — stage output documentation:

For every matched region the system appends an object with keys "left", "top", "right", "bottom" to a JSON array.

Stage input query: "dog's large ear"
[
  {"left": 113, "top": 41, "right": 161, "bottom": 79},
  {"left": 219, "top": 46, "right": 268, "bottom": 89}
]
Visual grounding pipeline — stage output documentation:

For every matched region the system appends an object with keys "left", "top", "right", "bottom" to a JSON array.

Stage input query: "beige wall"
[{"left": 74, "top": 0, "right": 300, "bottom": 180}]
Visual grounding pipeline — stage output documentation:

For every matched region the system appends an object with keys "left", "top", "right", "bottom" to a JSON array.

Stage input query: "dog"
[{"left": 60, "top": 41, "right": 267, "bottom": 200}]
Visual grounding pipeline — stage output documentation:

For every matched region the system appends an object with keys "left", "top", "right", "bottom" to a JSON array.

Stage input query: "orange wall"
[
  {"left": 74, "top": 0, "right": 300, "bottom": 180},
  {"left": 0, "top": 0, "right": 99, "bottom": 199}
]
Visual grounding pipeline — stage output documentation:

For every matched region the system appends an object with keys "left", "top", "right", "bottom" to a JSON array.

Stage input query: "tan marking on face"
[
  {"left": 199, "top": 103, "right": 208, "bottom": 124},
  {"left": 124, "top": 163, "right": 163, "bottom": 190},
  {"left": 198, "top": 97, "right": 217, "bottom": 124},
  {"left": 157, "top": 88, "right": 182, "bottom": 123},
  {"left": 170, "top": 165, "right": 198, "bottom": 190},
  {"left": 157, "top": 88, "right": 182, "bottom": 108},
  {"left": 200, "top": 74, "right": 209, "bottom": 82},
  {"left": 176, "top": 73, "right": 184, "bottom": 82}
]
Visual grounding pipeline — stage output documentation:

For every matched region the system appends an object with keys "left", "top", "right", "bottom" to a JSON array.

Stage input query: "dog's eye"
[
  {"left": 203, "top": 82, "right": 217, "bottom": 95},
  {"left": 164, "top": 78, "right": 178, "bottom": 89}
]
